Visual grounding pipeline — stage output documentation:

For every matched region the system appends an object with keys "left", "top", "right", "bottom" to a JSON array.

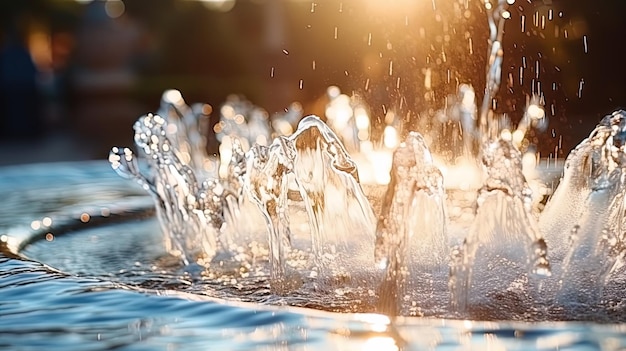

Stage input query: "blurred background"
[{"left": 0, "top": 0, "right": 624, "bottom": 165}]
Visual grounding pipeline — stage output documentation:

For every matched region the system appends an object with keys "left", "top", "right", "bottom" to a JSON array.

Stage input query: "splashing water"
[
  {"left": 289, "top": 116, "right": 376, "bottom": 277},
  {"left": 104, "top": 0, "right": 626, "bottom": 320},
  {"left": 111, "top": 91, "right": 377, "bottom": 294},
  {"left": 109, "top": 113, "right": 218, "bottom": 268},
  {"left": 375, "top": 132, "right": 447, "bottom": 315},
  {"left": 540, "top": 110, "right": 626, "bottom": 310},
  {"left": 423, "top": 0, "right": 551, "bottom": 314},
  {"left": 157, "top": 89, "right": 213, "bottom": 175},
  {"left": 479, "top": 0, "right": 509, "bottom": 141},
  {"left": 240, "top": 115, "right": 378, "bottom": 292},
  {"left": 449, "top": 137, "right": 550, "bottom": 313},
  {"left": 105, "top": 84, "right": 626, "bottom": 319}
]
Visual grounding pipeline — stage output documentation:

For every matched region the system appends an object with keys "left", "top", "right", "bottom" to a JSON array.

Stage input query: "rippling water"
[{"left": 1, "top": 161, "right": 626, "bottom": 350}]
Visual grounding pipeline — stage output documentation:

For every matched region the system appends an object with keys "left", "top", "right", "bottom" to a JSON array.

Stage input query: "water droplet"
[{"left": 578, "top": 78, "right": 584, "bottom": 98}]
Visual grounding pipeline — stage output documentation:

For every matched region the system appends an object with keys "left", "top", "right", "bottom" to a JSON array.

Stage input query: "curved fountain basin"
[{"left": 1, "top": 160, "right": 625, "bottom": 350}]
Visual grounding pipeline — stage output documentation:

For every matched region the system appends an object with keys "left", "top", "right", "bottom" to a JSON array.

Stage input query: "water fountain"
[
  {"left": 103, "top": 0, "right": 563, "bottom": 320},
  {"left": 101, "top": 76, "right": 626, "bottom": 321},
  {"left": 2, "top": 0, "right": 626, "bottom": 349}
]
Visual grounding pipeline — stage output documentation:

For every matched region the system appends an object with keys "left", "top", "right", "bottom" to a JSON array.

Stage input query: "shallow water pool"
[{"left": 1, "top": 161, "right": 625, "bottom": 350}]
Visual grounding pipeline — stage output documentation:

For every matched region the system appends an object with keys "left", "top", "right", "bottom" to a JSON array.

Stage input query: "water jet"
[{"left": 2, "top": 0, "right": 626, "bottom": 349}]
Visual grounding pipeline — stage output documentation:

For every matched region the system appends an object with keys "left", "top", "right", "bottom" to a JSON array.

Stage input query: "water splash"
[
  {"left": 111, "top": 97, "right": 376, "bottom": 293},
  {"left": 375, "top": 132, "right": 447, "bottom": 315},
  {"left": 291, "top": 116, "right": 376, "bottom": 266},
  {"left": 450, "top": 138, "right": 550, "bottom": 313},
  {"left": 479, "top": 0, "right": 510, "bottom": 141},
  {"left": 157, "top": 90, "right": 214, "bottom": 176},
  {"left": 324, "top": 86, "right": 370, "bottom": 153},
  {"left": 216, "top": 94, "right": 272, "bottom": 149},
  {"left": 105, "top": 88, "right": 626, "bottom": 320},
  {"left": 245, "top": 115, "right": 376, "bottom": 291},
  {"left": 541, "top": 110, "right": 626, "bottom": 308},
  {"left": 243, "top": 139, "right": 294, "bottom": 292},
  {"left": 109, "top": 114, "right": 218, "bottom": 267}
]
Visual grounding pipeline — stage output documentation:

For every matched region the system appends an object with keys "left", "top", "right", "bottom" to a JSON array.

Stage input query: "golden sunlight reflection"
[
  {"left": 463, "top": 319, "right": 473, "bottom": 329},
  {"left": 361, "top": 336, "right": 399, "bottom": 351},
  {"left": 218, "top": 135, "right": 234, "bottom": 178},
  {"left": 326, "top": 94, "right": 352, "bottom": 131},
  {"left": 434, "top": 156, "right": 482, "bottom": 190},
  {"left": 383, "top": 126, "right": 399, "bottom": 149},
  {"left": 163, "top": 89, "right": 184, "bottom": 106},
  {"left": 355, "top": 147, "right": 392, "bottom": 185},
  {"left": 500, "top": 128, "right": 512, "bottom": 141},
  {"left": 480, "top": 333, "right": 507, "bottom": 351},
  {"left": 30, "top": 220, "right": 41, "bottom": 231},
  {"left": 80, "top": 213, "right": 91, "bottom": 223},
  {"left": 354, "top": 107, "right": 370, "bottom": 141},
  {"left": 364, "top": 0, "right": 422, "bottom": 15},
  {"left": 197, "top": 0, "right": 236, "bottom": 12},
  {"left": 509, "top": 96, "right": 546, "bottom": 150},
  {"left": 354, "top": 313, "right": 390, "bottom": 333},
  {"left": 42, "top": 217, "right": 53, "bottom": 227},
  {"left": 527, "top": 104, "right": 545, "bottom": 120}
]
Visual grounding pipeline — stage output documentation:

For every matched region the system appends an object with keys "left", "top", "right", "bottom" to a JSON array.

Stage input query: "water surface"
[{"left": 1, "top": 161, "right": 625, "bottom": 350}]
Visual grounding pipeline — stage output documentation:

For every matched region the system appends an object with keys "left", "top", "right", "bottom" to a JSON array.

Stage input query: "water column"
[
  {"left": 375, "top": 132, "right": 447, "bottom": 315},
  {"left": 541, "top": 110, "right": 626, "bottom": 312}
]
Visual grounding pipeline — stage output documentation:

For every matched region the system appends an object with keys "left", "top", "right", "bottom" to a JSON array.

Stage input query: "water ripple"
[{"left": 3, "top": 161, "right": 626, "bottom": 350}]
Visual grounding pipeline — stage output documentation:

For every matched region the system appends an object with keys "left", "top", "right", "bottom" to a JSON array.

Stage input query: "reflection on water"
[
  {"left": 2, "top": 161, "right": 626, "bottom": 349},
  {"left": 2, "top": 253, "right": 625, "bottom": 350},
  {"left": 0, "top": 256, "right": 317, "bottom": 350},
  {"left": 2, "top": 0, "right": 626, "bottom": 348}
]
